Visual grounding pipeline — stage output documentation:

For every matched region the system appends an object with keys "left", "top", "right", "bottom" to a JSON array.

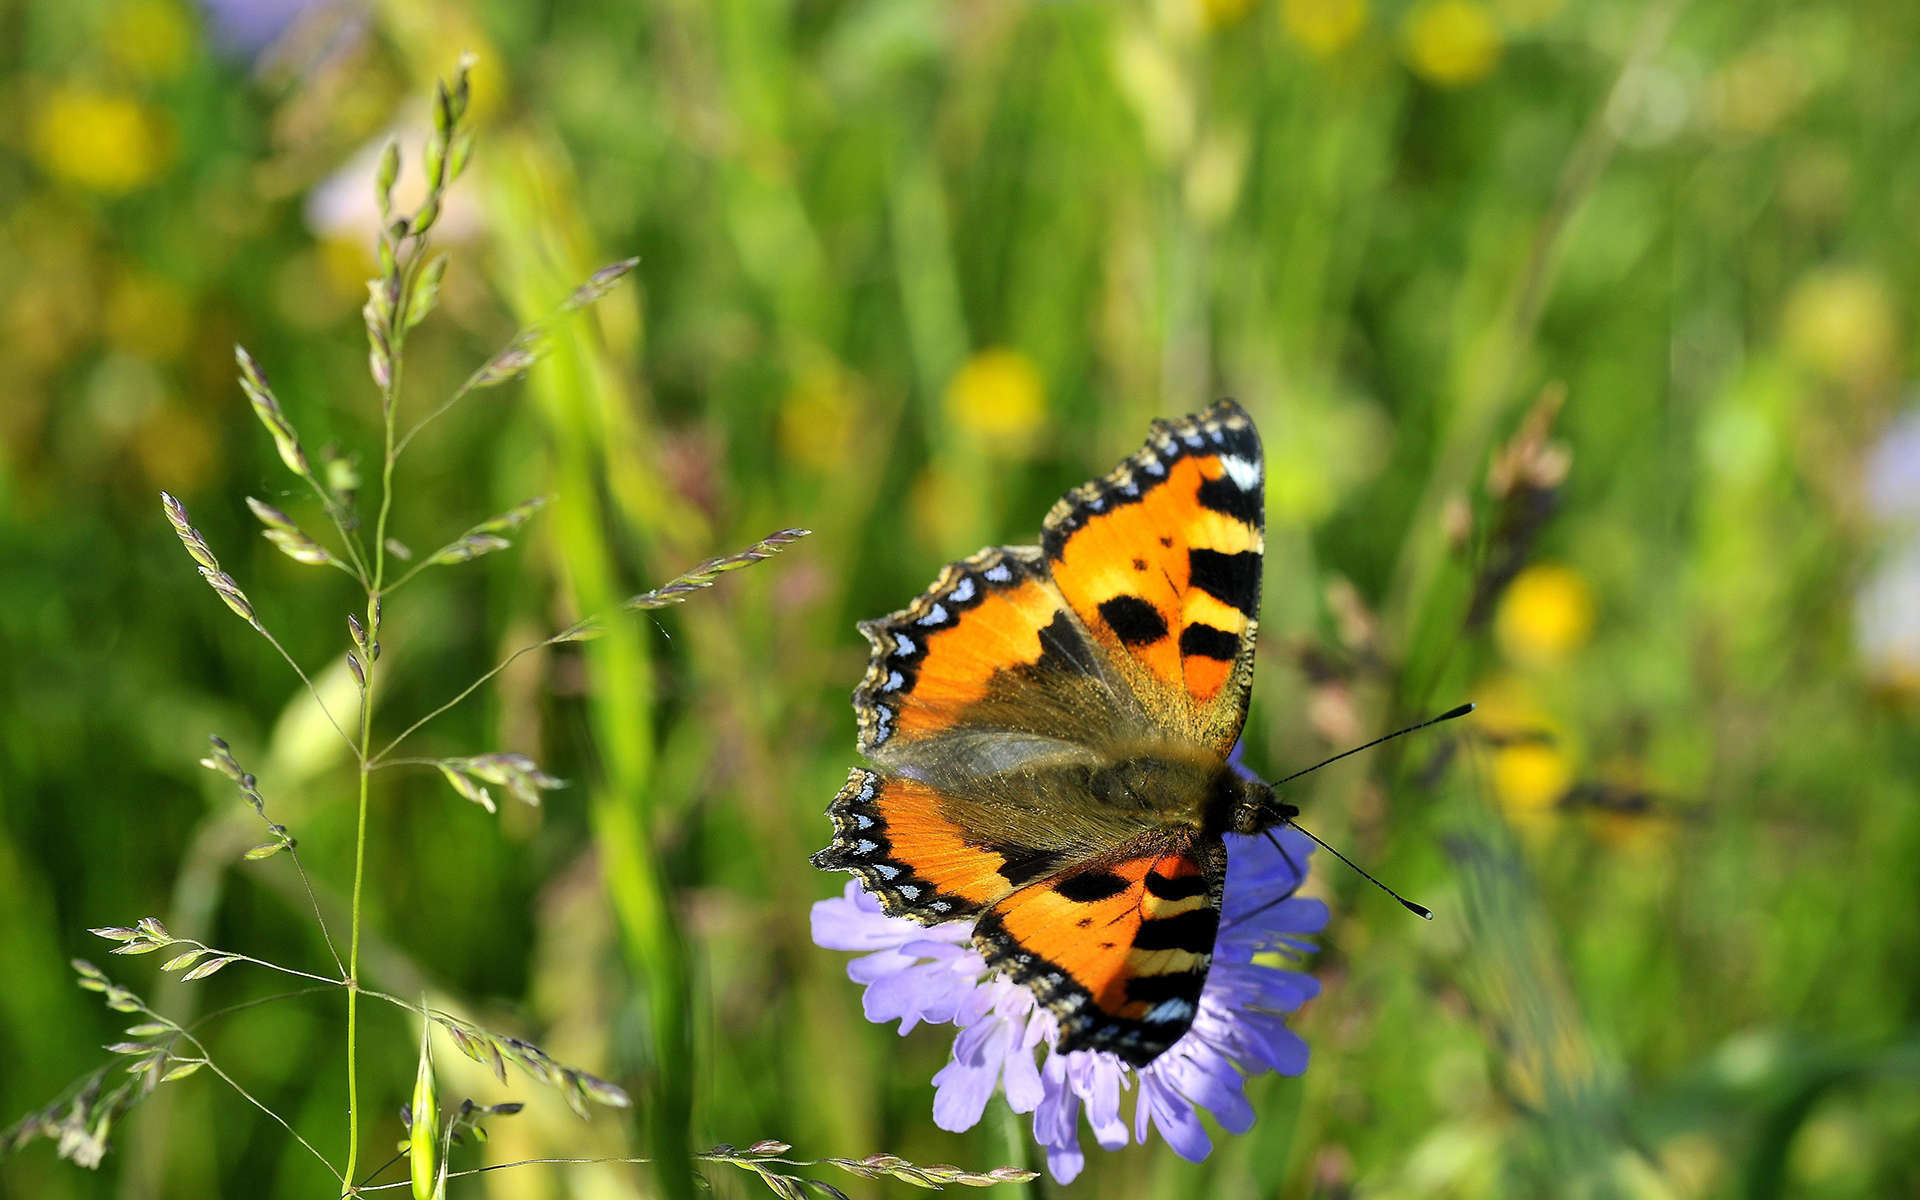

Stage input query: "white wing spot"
[
  {"left": 919, "top": 604, "right": 949, "bottom": 626},
  {"left": 854, "top": 813, "right": 873, "bottom": 829},
  {"left": 984, "top": 563, "right": 1012, "bottom": 583},
  {"left": 893, "top": 633, "right": 916, "bottom": 656},
  {"left": 1182, "top": 431, "right": 1203, "bottom": 448},
  {"left": 1144, "top": 457, "right": 1167, "bottom": 477},
  {"left": 882, "top": 670, "right": 904, "bottom": 692},
  {"left": 1144, "top": 998, "right": 1195, "bottom": 1023},
  {"left": 854, "top": 839, "right": 878, "bottom": 855},
  {"left": 1220, "top": 453, "right": 1262, "bottom": 489},
  {"left": 949, "top": 577, "right": 976, "bottom": 603},
  {"left": 874, "top": 863, "right": 900, "bottom": 880},
  {"left": 898, "top": 884, "right": 922, "bottom": 900}
]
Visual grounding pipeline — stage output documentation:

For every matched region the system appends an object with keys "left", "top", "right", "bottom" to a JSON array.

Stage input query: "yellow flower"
[
  {"left": 1495, "top": 564, "right": 1594, "bottom": 667},
  {"left": 1403, "top": 0, "right": 1502, "bottom": 88},
  {"left": 105, "top": 272, "right": 190, "bottom": 362},
  {"left": 1706, "top": 46, "right": 1810, "bottom": 138},
  {"left": 1282, "top": 0, "right": 1369, "bottom": 57},
  {"left": 1471, "top": 676, "right": 1574, "bottom": 828},
  {"left": 106, "top": 0, "right": 193, "bottom": 82},
  {"left": 1200, "top": 0, "right": 1260, "bottom": 28},
  {"left": 134, "top": 401, "right": 220, "bottom": 493},
  {"left": 944, "top": 348, "right": 1047, "bottom": 448},
  {"left": 1781, "top": 267, "right": 1898, "bottom": 391},
  {"left": 1491, "top": 741, "right": 1572, "bottom": 818},
  {"left": 778, "top": 360, "right": 861, "bottom": 473},
  {"left": 32, "top": 86, "right": 174, "bottom": 194}
]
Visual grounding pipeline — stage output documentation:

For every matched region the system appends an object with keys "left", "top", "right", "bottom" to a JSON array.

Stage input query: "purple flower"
[
  {"left": 811, "top": 822, "right": 1327, "bottom": 1183},
  {"left": 196, "top": 0, "right": 340, "bottom": 58},
  {"left": 1858, "top": 406, "right": 1920, "bottom": 690},
  {"left": 1865, "top": 406, "right": 1920, "bottom": 525}
]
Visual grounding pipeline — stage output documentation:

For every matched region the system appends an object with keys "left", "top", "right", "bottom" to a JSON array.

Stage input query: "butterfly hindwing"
[
  {"left": 974, "top": 831, "right": 1227, "bottom": 1066},
  {"left": 813, "top": 769, "right": 1022, "bottom": 924},
  {"left": 1042, "top": 399, "right": 1264, "bottom": 755}
]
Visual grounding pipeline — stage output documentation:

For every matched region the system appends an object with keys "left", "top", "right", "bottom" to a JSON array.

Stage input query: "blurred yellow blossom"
[
  {"left": 1184, "top": 127, "right": 1250, "bottom": 227},
  {"left": 270, "top": 243, "right": 362, "bottom": 330},
  {"left": 1282, "top": 0, "right": 1369, "bottom": 57},
  {"left": 945, "top": 348, "right": 1047, "bottom": 448},
  {"left": 1492, "top": 741, "right": 1572, "bottom": 820},
  {"left": 318, "top": 235, "right": 377, "bottom": 297},
  {"left": 1495, "top": 563, "right": 1595, "bottom": 667},
  {"left": 133, "top": 402, "right": 220, "bottom": 492},
  {"left": 32, "top": 86, "right": 175, "bottom": 194},
  {"left": 1200, "top": 0, "right": 1259, "bottom": 28},
  {"left": 105, "top": 272, "right": 190, "bottom": 362},
  {"left": 1781, "top": 266, "right": 1899, "bottom": 391},
  {"left": 1472, "top": 676, "right": 1574, "bottom": 828},
  {"left": 106, "top": 0, "right": 193, "bottom": 82},
  {"left": 1403, "top": 0, "right": 1502, "bottom": 88},
  {"left": 778, "top": 361, "right": 861, "bottom": 473},
  {"left": 1658, "top": 1132, "right": 1728, "bottom": 1199},
  {"left": 1112, "top": 29, "right": 1195, "bottom": 161},
  {"left": 1706, "top": 45, "right": 1810, "bottom": 138}
]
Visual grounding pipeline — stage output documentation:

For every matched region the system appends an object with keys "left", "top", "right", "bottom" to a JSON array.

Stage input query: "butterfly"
[{"left": 811, "top": 399, "right": 1301, "bottom": 1067}]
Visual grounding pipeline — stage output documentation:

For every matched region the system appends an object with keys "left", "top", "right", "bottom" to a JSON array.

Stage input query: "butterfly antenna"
[
  {"left": 1259, "top": 702, "right": 1474, "bottom": 921},
  {"left": 1280, "top": 819, "right": 1433, "bottom": 920},
  {"left": 1268, "top": 703, "right": 1475, "bottom": 789}
]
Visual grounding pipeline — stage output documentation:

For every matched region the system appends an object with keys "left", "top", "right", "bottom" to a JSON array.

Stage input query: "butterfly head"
[{"left": 1225, "top": 774, "right": 1299, "bottom": 837}]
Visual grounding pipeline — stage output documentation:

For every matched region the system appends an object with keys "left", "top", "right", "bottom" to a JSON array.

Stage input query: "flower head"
[
  {"left": 812, "top": 812, "right": 1327, "bottom": 1183},
  {"left": 1402, "top": 0, "right": 1502, "bottom": 89},
  {"left": 1495, "top": 563, "right": 1595, "bottom": 668},
  {"left": 944, "top": 349, "right": 1047, "bottom": 448},
  {"left": 1282, "top": 0, "right": 1369, "bottom": 57}
]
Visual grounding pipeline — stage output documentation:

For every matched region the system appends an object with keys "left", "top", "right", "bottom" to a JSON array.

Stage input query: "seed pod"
[{"left": 410, "top": 1018, "right": 440, "bottom": 1200}]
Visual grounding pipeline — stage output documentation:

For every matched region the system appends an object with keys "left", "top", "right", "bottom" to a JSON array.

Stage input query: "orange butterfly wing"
[
  {"left": 814, "top": 770, "right": 1021, "bottom": 922},
  {"left": 818, "top": 547, "right": 1152, "bottom": 925},
  {"left": 848, "top": 546, "right": 1139, "bottom": 763},
  {"left": 816, "top": 402, "right": 1270, "bottom": 1063},
  {"left": 1042, "top": 399, "right": 1264, "bottom": 755},
  {"left": 974, "top": 832, "right": 1226, "bottom": 1065}
]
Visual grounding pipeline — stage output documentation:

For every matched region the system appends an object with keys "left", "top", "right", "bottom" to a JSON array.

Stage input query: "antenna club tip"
[
  {"left": 1439, "top": 702, "right": 1475, "bottom": 721},
  {"left": 1404, "top": 901, "right": 1434, "bottom": 920}
]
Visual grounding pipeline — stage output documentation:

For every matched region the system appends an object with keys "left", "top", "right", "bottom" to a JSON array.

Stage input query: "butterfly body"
[{"left": 815, "top": 400, "right": 1282, "bottom": 1066}]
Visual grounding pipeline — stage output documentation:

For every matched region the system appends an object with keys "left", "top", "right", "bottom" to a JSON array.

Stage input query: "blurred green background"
[{"left": 4, "top": 0, "right": 1918, "bottom": 1196}]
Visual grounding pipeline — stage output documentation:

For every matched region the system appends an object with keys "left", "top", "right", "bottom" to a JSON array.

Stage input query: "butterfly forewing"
[
  {"left": 1041, "top": 399, "right": 1264, "bottom": 756},
  {"left": 850, "top": 545, "right": 1148, "bottom": 764},
  {"left": 813, "top": 769, "right": 1020, "bottom": 923}
]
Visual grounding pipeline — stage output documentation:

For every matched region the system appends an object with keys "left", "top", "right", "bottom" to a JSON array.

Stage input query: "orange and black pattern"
[
  {"left": 975, "top": 833, "right": 1227, "bottom": 1064},
  {"left": 1042, "top": 400, "right": 1264, "bottom": 755},
  {"left": 815, "top": 400, "right": 1269, "bottom": 1065}
]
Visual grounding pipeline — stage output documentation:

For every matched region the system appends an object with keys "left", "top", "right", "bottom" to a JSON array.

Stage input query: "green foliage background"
[{"left": 3, "top": 0, "right": 1917, "bottom": 1196}]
